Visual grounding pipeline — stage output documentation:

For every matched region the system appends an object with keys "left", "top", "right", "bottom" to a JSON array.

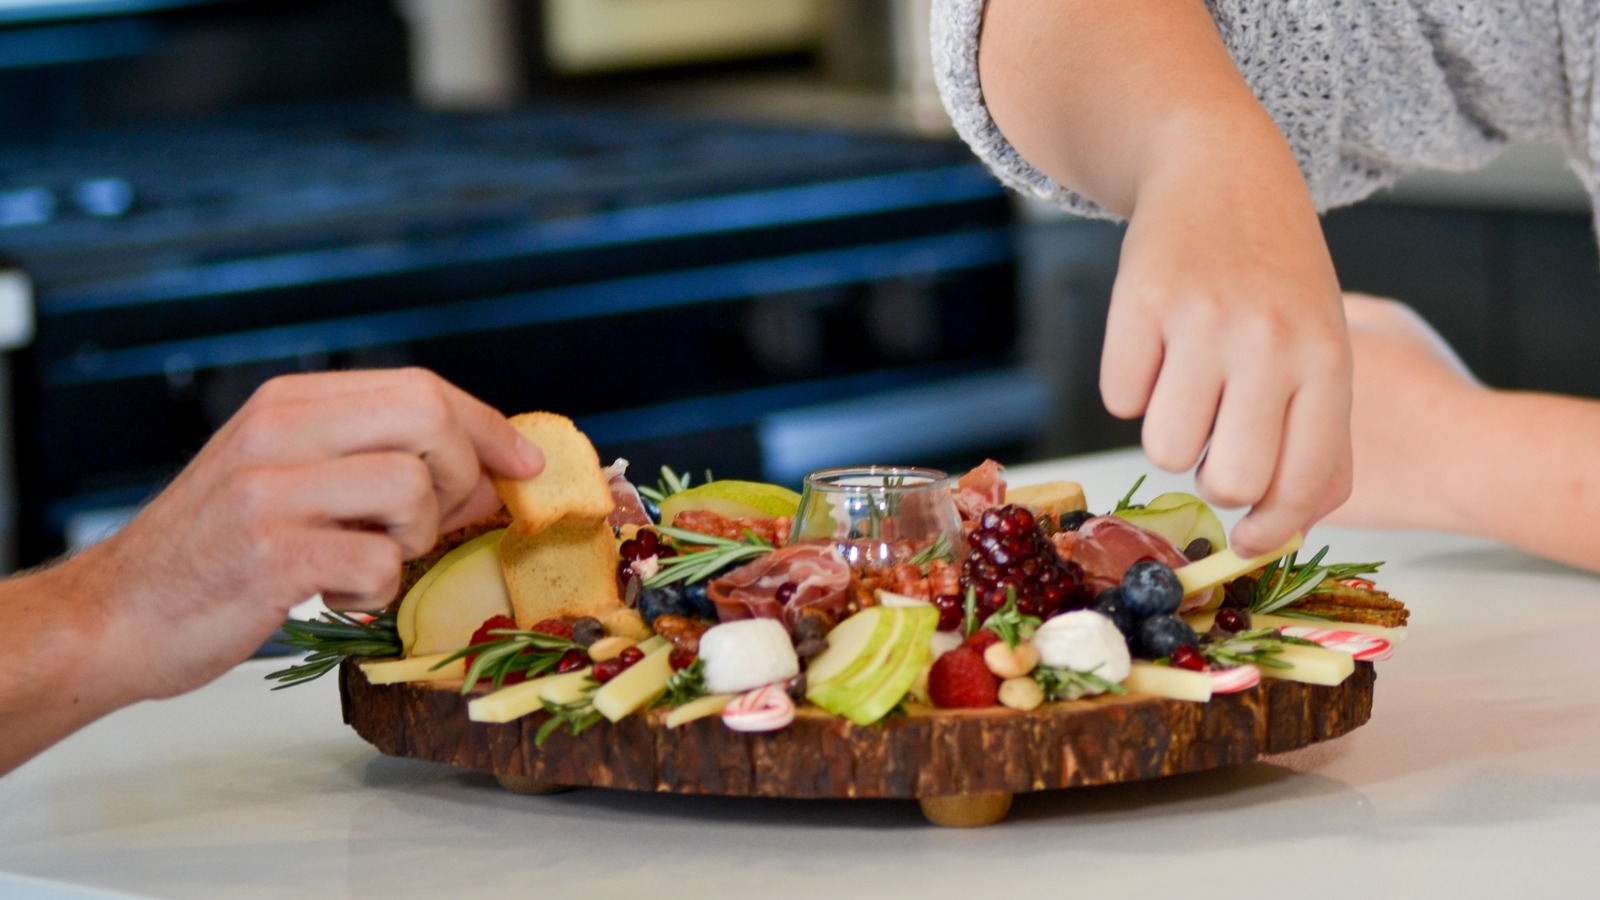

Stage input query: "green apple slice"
[
  {"left": 806, "top": 611, "right": 909, "bottom": 713},
  {"left": 657, "top": 479, "right": 802, "bottom": 523},
  {"left": 1145, "top": 492, "right": 1229, "bottom": 551},
  {"left": 1114, "top": 502, "right": 1199, "bottom": 549},
  {"left": 1175, "top": 532, "right": 1304, "bottom": 597},
  {"left": 803, "top": 607, "right": 891, "bottom": 686},
  {"left": 396, "top": 529, "right": 505, "bottom": 654},
  {"left": 593, "top": 644, "right": 675, "bottom": 722},
  {"left": 837, "top": 605, "right": 938, "bottom": 725}
]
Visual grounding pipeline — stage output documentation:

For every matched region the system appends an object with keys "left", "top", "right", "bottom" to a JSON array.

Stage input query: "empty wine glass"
[{"left": 789, "top": 466, "right": 965, "bottom": 569}]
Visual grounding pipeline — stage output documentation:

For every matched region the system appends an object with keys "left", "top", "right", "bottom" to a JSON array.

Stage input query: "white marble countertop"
[{"left": 3, "top": 448, "right": 1598, "bottom": 899}]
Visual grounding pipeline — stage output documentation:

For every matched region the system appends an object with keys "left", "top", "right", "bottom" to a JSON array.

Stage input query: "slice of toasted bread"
[
  {"left": 493, "top": 412, "right": 614, "bottom": 534},
  {"left": 499, "top": 519, "right": 622, "bottom": 626},
  {"left": 1007, "top": 480, "right": 1088, "bottom": 518}
]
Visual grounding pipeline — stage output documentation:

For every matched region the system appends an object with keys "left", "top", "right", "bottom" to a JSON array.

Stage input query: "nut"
[
  {"left": 652, "top": 614, "right": 709, "bottom": 655},
  {"left": 602, "top": 607, "right": 651, "bottom": 641},
  {"left": 587, "top": 635, "right": 638, "bottom": 662},
  {"left": 998, "top": 676, "right": 1044, "bottom": 712},
  {"left": 983, "top": 639, "right": 1041, "bottom": 680}
]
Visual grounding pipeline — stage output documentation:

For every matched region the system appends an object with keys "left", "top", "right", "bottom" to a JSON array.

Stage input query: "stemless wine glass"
[{"left": 789, "top": 466, "right": 966, "bottom": 569}]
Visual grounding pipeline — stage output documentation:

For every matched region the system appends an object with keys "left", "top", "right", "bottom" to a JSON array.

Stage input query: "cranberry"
[
  {"left": 774, "top": 582, "right": 798, "bottom": 606},
  {"left": 555, "top": 649, "right": 589, "bottom": 674},
  {"left": 1169, "top": 644, "right": 1206, "bottom": 671},
  {"left": 1213, "top": 607, "right": 1251, "bottom": 634},
  {"left": 931, "top": 593, "right": 964, "bottom": 631},
  {"left": 668, "top": 649, "right": 697, "bottom": 671},
  {"left": 617, "top": 646, "right": 646, "bottom": 667}
]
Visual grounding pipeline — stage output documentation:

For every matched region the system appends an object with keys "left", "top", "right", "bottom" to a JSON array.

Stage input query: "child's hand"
[{"left": 1101, "top": 166, "right": 1353, "bottom": 557}]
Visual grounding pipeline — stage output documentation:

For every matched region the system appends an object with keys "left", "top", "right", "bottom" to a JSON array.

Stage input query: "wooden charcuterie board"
[{"left": 339, "top": 659, "right": 1374, "bottom": 826}]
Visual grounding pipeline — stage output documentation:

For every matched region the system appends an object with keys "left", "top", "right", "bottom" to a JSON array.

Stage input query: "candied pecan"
[{"left": 650, "top": 614, "right": 709, "bottom": 655}]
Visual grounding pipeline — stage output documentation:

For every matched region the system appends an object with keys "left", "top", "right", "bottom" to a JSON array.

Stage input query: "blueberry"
[
  {"left": 1135, "top": 614, "right": 1199, "bottom": 660},
  {"left": 682, "top": 580, "right": 718, "bottom": 619},
  {"left": 1057, "top": 509, "right": 1093, "bottom": 532},
  {"left": 642, "top": 496, "right": 662, "bottom": 524},
  {"left": 1090, "top": 587, "right": 1138, "bottom": 638},
  {"left": 1121, "top": 560, "right": 1183, "bottom": 618},
  {"left": 636, "top": 584, "right": 689, "bottom": 624}
]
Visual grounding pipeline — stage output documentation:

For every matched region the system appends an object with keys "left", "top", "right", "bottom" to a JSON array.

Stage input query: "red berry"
[
  {"left": 961, "top": 630, "right": 1002, "bottom": 654},
  {"left": 529, "top": 618, "right": 574, "bottom": 640},
  {"left": 555, "top": 649, "right": 589, "bottom": 674},
  {"left": 668, "top": 649, "right": 697, "bottom": 671},
  {"left": 1170, "top": 645, "right": 1206, "bottom": 671},
  {"left": 1213, "top": 607, "right": 1250, "bottom": 634},
  {"left": 617, "top": 646, "right": 646, "bottom": 667},
  {"left": 591, "top": 658, "right": 628, "bottom": 684},
  {"left": 469, "top": 614, "right": 519, "bottom": 646},
  {"left": 927, "top": 648, "right": 1000, "bottom": 709},
  {"left": 931, "top": 593, "right": 964, "bottom": 632},
  {"left": 774, "top": 582, "right": 798, "bottom": 606}
]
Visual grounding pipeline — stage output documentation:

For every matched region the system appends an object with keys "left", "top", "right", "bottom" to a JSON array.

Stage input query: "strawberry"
[
  {"left": 927, "top": 647, "right": 1000, "bottom": 709},
  {"left": 962, "top": 630, "right": 1002, "bottom": 654}
]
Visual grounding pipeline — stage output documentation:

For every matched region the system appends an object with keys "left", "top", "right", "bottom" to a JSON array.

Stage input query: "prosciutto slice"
[
  {"left": 601, "top": 458, "right": 653, "bottom": 529},
  {"left": 1059, "top": 515, "right": 1191, "bottom": 601},
  {"left": 707, "top": 543, "right": 852, "bottom": 631},
  {"left": 952, "top": 459, "right": 1006, "bottom": 521}
]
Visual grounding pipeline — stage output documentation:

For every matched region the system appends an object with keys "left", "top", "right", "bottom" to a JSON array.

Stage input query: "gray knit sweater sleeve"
[{"left": 931, "top": 0, "right": 1590, "bottom": 220}]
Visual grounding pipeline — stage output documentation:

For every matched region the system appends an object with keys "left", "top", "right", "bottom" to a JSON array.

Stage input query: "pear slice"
[
  {"left": 409, "top": 533, "right": 514, "bottom": 656},
  {"left": 1175, "top": 533, "right": 1304, "bottom": 597},
  {"left": 1114, "top": 502, "right": 1199, "bottom": 550},
  {"left": 396, "top": 529, "right": 505, "bottom": 654},
  {"left": 1145, "top": 492, "right": 1229, "bottom": 551},
  {"left": 657, "top": 479, "right": 802, "bottom": 523}
]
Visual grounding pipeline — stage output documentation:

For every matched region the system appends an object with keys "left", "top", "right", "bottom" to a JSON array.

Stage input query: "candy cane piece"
[
  {"left": 1209, "top": 665, "right": 1261, "bottom": 694},
  {"left": 1279, "top": 627, "right": 1393, "bottom": 662},
  {"left": 721, "top": 684, "right": 795, "bottom": 732}
]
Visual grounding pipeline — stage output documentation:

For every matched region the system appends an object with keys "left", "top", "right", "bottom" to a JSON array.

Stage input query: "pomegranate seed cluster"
[{"left": 960, "top": 504, "right": 1084, "bottom": 622}]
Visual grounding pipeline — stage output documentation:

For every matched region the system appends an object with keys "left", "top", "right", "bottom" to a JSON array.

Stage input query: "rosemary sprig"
[
  {"left": 1113, "top": 474, "right": 1147, "bottom": 512},
  {"left": 535, "top": 694, "right": 604, "bottom": 745},
  {"left": 265, "top": 610, "right": 401, "bottom": 689},
  {"left": 647, "top": 658, "right": 708, "bottom": 710},
  {"left": 983, "top": 588, "right": 1040, "bottom": 649},
  {"left": 1200, "top": 627, "right": 1319, "bottom": 670},
  {"left": 644, "top": 525, "right": 773, "bottom": 588},
  {"left": 637, "top": 465, "right": 693, "bottom": 504},
  {"left": 906, "top": 531, "right": 956, "bottom": 567},
  {"left": 1034, "top": 664, "right": 1127, "bottom": 701},
  {"left": 961, "top": 585, "right": 979, "bottom": 637},
  {"left": 433, "top": 628, "right": 584, "bottom": 694},
  {"left": 1251, "top": 547, "right": 1385, "bottom": 616}
]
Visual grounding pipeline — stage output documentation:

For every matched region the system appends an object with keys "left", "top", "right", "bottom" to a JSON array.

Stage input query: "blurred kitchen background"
[{"left": 0, "top": 0, "right": 1594, "bottom": 571}]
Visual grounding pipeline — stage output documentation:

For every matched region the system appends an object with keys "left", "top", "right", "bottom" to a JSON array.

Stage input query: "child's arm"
[
  {"left": 973, "top": 0, "right": 1353, "bottom": 556},
  {"left": 1330, "top": 295, "right": 1600, "bottom": 574}
]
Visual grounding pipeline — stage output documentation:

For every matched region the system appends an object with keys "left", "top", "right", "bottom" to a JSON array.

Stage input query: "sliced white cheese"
[
  {"left": 468, "top": 668, "right": 593, "bottom": 724},
  {"left": 592, "top": 644, "right": 675, "bottom": 722},
  {"left": 1255, "top": 642, "right": 1354, "bottom": 686},
  {"left": 1123, "top": 661, "right": 1212, "bottom": 703},
  {"left": 664, "top": 693, "right": 735, "bottom": 728},
  {"left": 360, "top": 653, "right": 464, "bottom": 685},
  {"left": 1176, "top": 533, "right": 1305, "bottom": 596},
  {"left": 1186, "top": 611, "right": 1406, "bottom": 646}
]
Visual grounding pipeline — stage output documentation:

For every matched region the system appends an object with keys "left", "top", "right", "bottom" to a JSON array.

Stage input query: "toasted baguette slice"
[
  {"left": 1007, "top": 481, "right": 1087, "bottom": 518},
  {"left": 499, "top": 518, "right": 622, "bottom": 626},
  {"left": 493, "top": 412, "right": 614, "bottom": 534}
]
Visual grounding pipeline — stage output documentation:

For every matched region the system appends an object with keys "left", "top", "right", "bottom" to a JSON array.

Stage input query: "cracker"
[
  {"left": 492, "top": 412, "right": 614, "bottom": 534},
  {"left": 498, "top": 519, "right": 622, "bottom": 626}
]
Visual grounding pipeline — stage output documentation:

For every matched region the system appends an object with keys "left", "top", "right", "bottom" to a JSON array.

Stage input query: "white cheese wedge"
[
  {"left": 592, "top": 644, "right": 675, "bottom": 722},
  {"left": 664, "top": 693, "right": 735, "bottom": 728},
  {"left": 468, "top": 668, "right": 593, "bottom": 724},
  {"left": 360, "top": 654, "right": 464, "bottom": 685},
  {"left": 1123, "top": 661, "right": 1213, "bottom": 703},
  {"left": 1255, "top": 642, "right": 1354, "bottom": 686},
  {"left": 1175, "top": 533, "right": 1305, "bottom": 596}
]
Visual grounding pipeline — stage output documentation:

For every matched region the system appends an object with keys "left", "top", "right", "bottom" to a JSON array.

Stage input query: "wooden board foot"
[
  {"left": 918, "top": 792, "right": 1013, "bottom": 827},
  {"left": 495, "top": 773, "right": 569, "bottom": 795}
]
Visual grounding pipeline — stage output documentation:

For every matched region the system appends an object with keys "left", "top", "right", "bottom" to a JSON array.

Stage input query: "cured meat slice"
[
  {"left": 1062, "top": 515, "right": 1191, "bottom": 600},
  {"left": 602, "top": 459, "right": 653, "bottom": 529},
  {"left": 952, "top": 459, "right": 1006, "bottom": 521},
  {"left": 707, "top": 543, "right": 852, "bottom": 630}
]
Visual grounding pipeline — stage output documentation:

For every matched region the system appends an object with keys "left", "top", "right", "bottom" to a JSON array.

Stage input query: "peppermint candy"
[
  {"left": 1209, "top": 665, "right": 1261, "bottom": 694},
  {"left": 1279, "top": 627, "right": 1393, "bottom": 662},
  {"left": 721, "top": 684, "right": 796, "bottom": 733}
]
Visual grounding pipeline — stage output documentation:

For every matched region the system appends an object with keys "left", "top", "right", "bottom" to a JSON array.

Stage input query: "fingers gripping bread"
[
  {"left": 491, "top": 412, "right": 621, "bottom": 627},
  {"left": 492, "top": 412, "right": 614, "bottom": 534}
]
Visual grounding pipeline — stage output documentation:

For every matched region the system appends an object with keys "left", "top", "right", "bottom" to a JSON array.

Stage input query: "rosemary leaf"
[{"left": 265, "top": 611, "right": 401, "bottom": 690}]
